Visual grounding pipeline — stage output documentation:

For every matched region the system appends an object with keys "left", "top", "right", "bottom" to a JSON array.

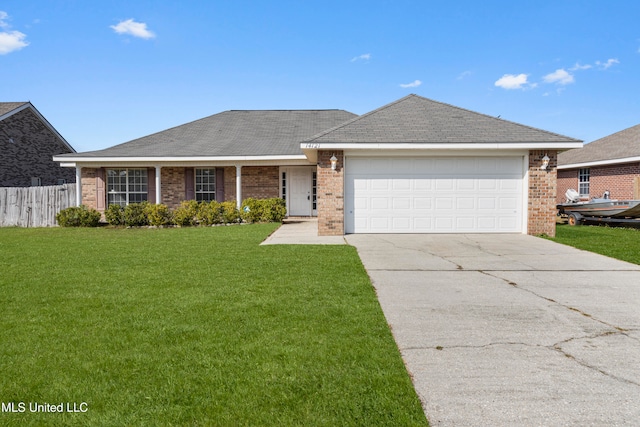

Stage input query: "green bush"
[
  {"left": 105, "top": 204, "right": 125, "bottom": 226},
  {"left": 197, "top": 201, "right": 224, "bottom": 225},
  {"left": 240, "top": 198, "right": 286, "bottom": 223},
  {"left": 221, "top": 201, "right": 241, "bottom": 224},
  {"left": 145, "top": 203, "right": 173, "bottom": 227},
  {"left": 56, "top": 205, "right": 102, "bottom": 227},
  {"left": 173, "top": 200, "right": 199, "bottom": 226},
  {"left": 123, "top": 202, "right": 150, "bottom": 227}
]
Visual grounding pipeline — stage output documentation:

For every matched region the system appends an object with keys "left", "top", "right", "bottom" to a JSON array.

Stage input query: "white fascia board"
[
  {"left": 558, "top": 156, "right": 640, "bottom": 170},
  {"left": 300, "top": 142, "right": 583, "bottom": 151},
  {"left": 344, "top": 148, "right": 529, "bottom": 157},
  {"left": 0, "top": 102, "right": 30, "bottom": 121},
  {"left": 53, "top": 155, "right": 312, "bottom": 168}
]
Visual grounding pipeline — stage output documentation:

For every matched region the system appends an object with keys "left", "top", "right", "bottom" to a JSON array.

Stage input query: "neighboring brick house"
[
  {"left": 558, "top": 124, "right": 640, "bottom": 204},
  {"left": 1, "top": 102, "right": 76, "bottom": 187},
  {"left": 54, "top": 95, "right": 581, "bottom": 236}
]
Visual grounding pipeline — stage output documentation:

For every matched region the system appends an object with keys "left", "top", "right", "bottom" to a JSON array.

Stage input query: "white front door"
[{"left": 289, "top": 167, "right": 312, "bottom": 216}]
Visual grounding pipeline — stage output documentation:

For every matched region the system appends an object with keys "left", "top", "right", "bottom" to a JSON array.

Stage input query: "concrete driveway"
[{"left": 345, "top": 234, "right": 640, "bottom": 426}]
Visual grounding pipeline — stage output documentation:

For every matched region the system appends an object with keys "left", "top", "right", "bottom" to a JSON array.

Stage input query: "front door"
[{"left": 289, "top": 168, "right": 312, "bottom": 216}]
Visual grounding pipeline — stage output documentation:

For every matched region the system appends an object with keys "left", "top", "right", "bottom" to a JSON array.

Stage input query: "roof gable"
[
  {"left": 305, "top": 94, "right": 581, "bottom": 144},
  {"left": 0, "top": 102, "right": 75, "bottom": 153},
  {"left": 558, "top": 123, "right": 640, "bottom": 167}
]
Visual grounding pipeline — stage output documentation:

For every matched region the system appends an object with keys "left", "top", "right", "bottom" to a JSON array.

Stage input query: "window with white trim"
[
  {"left": 195, "top": 168, "right": 216, "bottom": 201},
  {"left": 107, "top": 169, "right": 148, "bottom": 207},
  {"left": 578, "top": 168, "right": 590, "bottom": 196}
]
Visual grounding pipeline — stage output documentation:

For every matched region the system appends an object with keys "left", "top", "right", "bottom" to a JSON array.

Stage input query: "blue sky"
[{"left": 2, "top": 1, "right": 639, "bottom": 152}]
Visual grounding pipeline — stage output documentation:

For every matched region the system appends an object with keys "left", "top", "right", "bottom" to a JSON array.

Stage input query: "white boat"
[{"left": 557, "top": 189, "right": 640, "bottom": 224}]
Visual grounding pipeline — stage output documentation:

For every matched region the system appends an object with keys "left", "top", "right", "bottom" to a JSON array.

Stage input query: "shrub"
[
  {"left": 262, "top": 198, "right": 286, "bottom": 222},
  {"left": 56, "top": 205, "right": 102, "bottom": 227},
  {"left": 240, "top": 198, "right": 286, "bottom": 223},
  {"left": 197, "top": 201, "right": 224, "bottom": 225},
  {"left": 123, "top": 202, "right": 150, "bottom": 227},
  {"left": 105, "top": 204, "right": 125, "bottom": 226},
  {"left": 221, "top": 201, "right": 241, "bottom": 224},
  {"left": 173, "top": 200, "right": 199, "bottom": 226},
  {"left": 145, "top": 203, "right": 173, "bottom": 227}
]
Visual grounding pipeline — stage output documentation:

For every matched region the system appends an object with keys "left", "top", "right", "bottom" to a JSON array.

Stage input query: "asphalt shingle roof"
[
  {"left": 558, "top": 123, "right": 640, "bottom": 166},
  {"left": 305, "top": 94, "right": 581, "bottom": 144},
  {"left": 65, "top": 110, "right": 357, "bottom": 158},
  {"left": 0, "top": 102, "right": 28, "bottom": 118}
]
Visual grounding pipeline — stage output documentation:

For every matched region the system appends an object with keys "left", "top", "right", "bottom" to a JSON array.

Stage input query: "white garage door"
[{"left": 345, "top": 157, "right": 524, "bottom": 233}]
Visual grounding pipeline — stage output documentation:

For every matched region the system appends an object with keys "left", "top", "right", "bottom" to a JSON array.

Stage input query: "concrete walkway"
[
  {"left": 346, "top": 234, "right": 640, "bottom": 426},
  {"left": 260, "top": 218, "right": 346, "bottom": 245}
]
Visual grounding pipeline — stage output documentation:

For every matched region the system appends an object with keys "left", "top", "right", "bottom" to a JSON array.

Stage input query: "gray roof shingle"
[
  {"left": 64, "top": 110, "right": 357, "bottom": 158},
  {"left": 558, "top": 123, "right": 640, "bottom": 166},
  {"left": 305, "top": 94, "right": 581, "bottom": 144},
  {"left": 0, "top": 102, "right": 28, "bottom": 117}
]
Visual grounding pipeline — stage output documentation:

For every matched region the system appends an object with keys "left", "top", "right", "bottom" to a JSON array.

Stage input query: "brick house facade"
[
  {"left": 557, "top": 123, "right": 640, "bottom": 204},
  {"left": 1, "top": 102, "right": 75, "bottom": 187},
  {"left": 55, "top": 95, "right": 581, "bottom": 236},
  {"left": 557, "top": 163, "right": 640, "bottom": 204}
]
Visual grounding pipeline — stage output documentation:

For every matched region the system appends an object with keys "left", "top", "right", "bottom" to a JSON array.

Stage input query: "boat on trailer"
[{"left": 556, "top": 189, "right": 640, "bottom": 225}]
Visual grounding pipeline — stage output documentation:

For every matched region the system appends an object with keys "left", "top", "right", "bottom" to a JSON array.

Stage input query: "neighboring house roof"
[
  {"left": 58, "top": 110, "right": 357, "bottom": 160},
  {"left": 0, "top": 102, "right": 29, "bottom": 117},
  {"left": 303, "top": 94, "right": 582, "bottom": 145},
  {"left": 558, "top": 123, "right": 640, "bottom": 168},
  {"left": 0, "top": 101, "right": 76, "bottom": 153}
]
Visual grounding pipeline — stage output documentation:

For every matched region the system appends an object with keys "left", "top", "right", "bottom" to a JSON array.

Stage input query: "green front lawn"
[
  {"left": 0, "top": 225, "right": 427, "bottom": 426},
  {"left": 548, "top": 224, "right": 640, "bottom": 265}
]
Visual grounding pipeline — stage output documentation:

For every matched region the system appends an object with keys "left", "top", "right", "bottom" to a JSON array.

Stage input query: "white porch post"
[
  {"left": 235, "top": 165, "right": 242, "bottom": 209},
  {"left": 155, "top": 165, "right": 161, "bottom": 204},
  {"left": 75, "top": 166, "right": 82, "bottom": 207}
]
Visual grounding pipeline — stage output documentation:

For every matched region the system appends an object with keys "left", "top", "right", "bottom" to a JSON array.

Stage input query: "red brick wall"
[
  {"left": 528, "top": 150, "right": 557, "bottom": 237},
  {"left": 224, "top": 166, "right": 279, "bottom": 201},
  {"left": 81, "top": 168, "right": 98, "bottom": 210},
  {"left": 556, "top": 162, "right": 640, "bottom": 203},
  {"left": 317, "top": 151, "right": 344, "bottom": 236},
  {"left": 161, "top": 167, "right": 186, "bottom": 208},
  {"left": 557, "top": 169, "right": 577, "bottom": 204}
]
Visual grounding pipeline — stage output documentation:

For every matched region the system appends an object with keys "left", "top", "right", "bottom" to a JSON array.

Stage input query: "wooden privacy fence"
[{"left": 0, "top": 184, "right": 76, "bottom": 227}]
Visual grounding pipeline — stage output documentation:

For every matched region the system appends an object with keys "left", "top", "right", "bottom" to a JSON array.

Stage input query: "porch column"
[
  {"left": 235, "top": 165, "right": 242, "bottom": 209},
  {"left": 155, "top": 165, "right": 162, "bottom": 204},
  {"left": 75, "top": 166, "right": 82, "bottom": 207}
]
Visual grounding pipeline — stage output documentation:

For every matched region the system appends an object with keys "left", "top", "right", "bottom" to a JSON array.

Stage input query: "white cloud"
[
  {"left": 0, "top": 11, "right": 29, "bottom": 54},
  {"left": 543, "top": 68, "right": 574, "bottom": 85},
  {"left": 350, "top": 53, "right": 371, "bottom": 62},
  {"left": 400, "top": 79, "right": 422, "bottom": 88},
  {"left": 110, "top": 19, "right": 156, "bottom": 39},
  {"left": 596, "top": 58, "right": 619, "bottom": 69},
  {"left": 569, "top": 62, "right": 592, "bottom": 71},
  {"left": 494, "top": 73, "right": 529, "bottom": 90},
  {"left": 457, "top": 70, "right": 472, "bottom": 80}
]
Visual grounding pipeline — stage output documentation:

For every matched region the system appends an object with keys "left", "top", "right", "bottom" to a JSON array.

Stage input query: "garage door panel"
[
  {"left": 345, "top": 157, "right": 523, "bottom": 233},
  {"left": 456, "top": 198, "right": 475, "bottom": 210},
  {"left": 436, "top": 179, "right": 454, "bottom": 190}
]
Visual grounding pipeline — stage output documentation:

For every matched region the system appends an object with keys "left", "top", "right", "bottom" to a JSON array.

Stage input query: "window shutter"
[
  {"left": 148, "top": 168, "right": 156, "bottom": 203},
  {"left": 185, "top": 168, "right": 195, "bottom": 200},
  {"left": 96, "top": 168, "right": 105, "bottom": 210},
  {"left": 216, "top": 168, "right": 225, "bottom": 202}
]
